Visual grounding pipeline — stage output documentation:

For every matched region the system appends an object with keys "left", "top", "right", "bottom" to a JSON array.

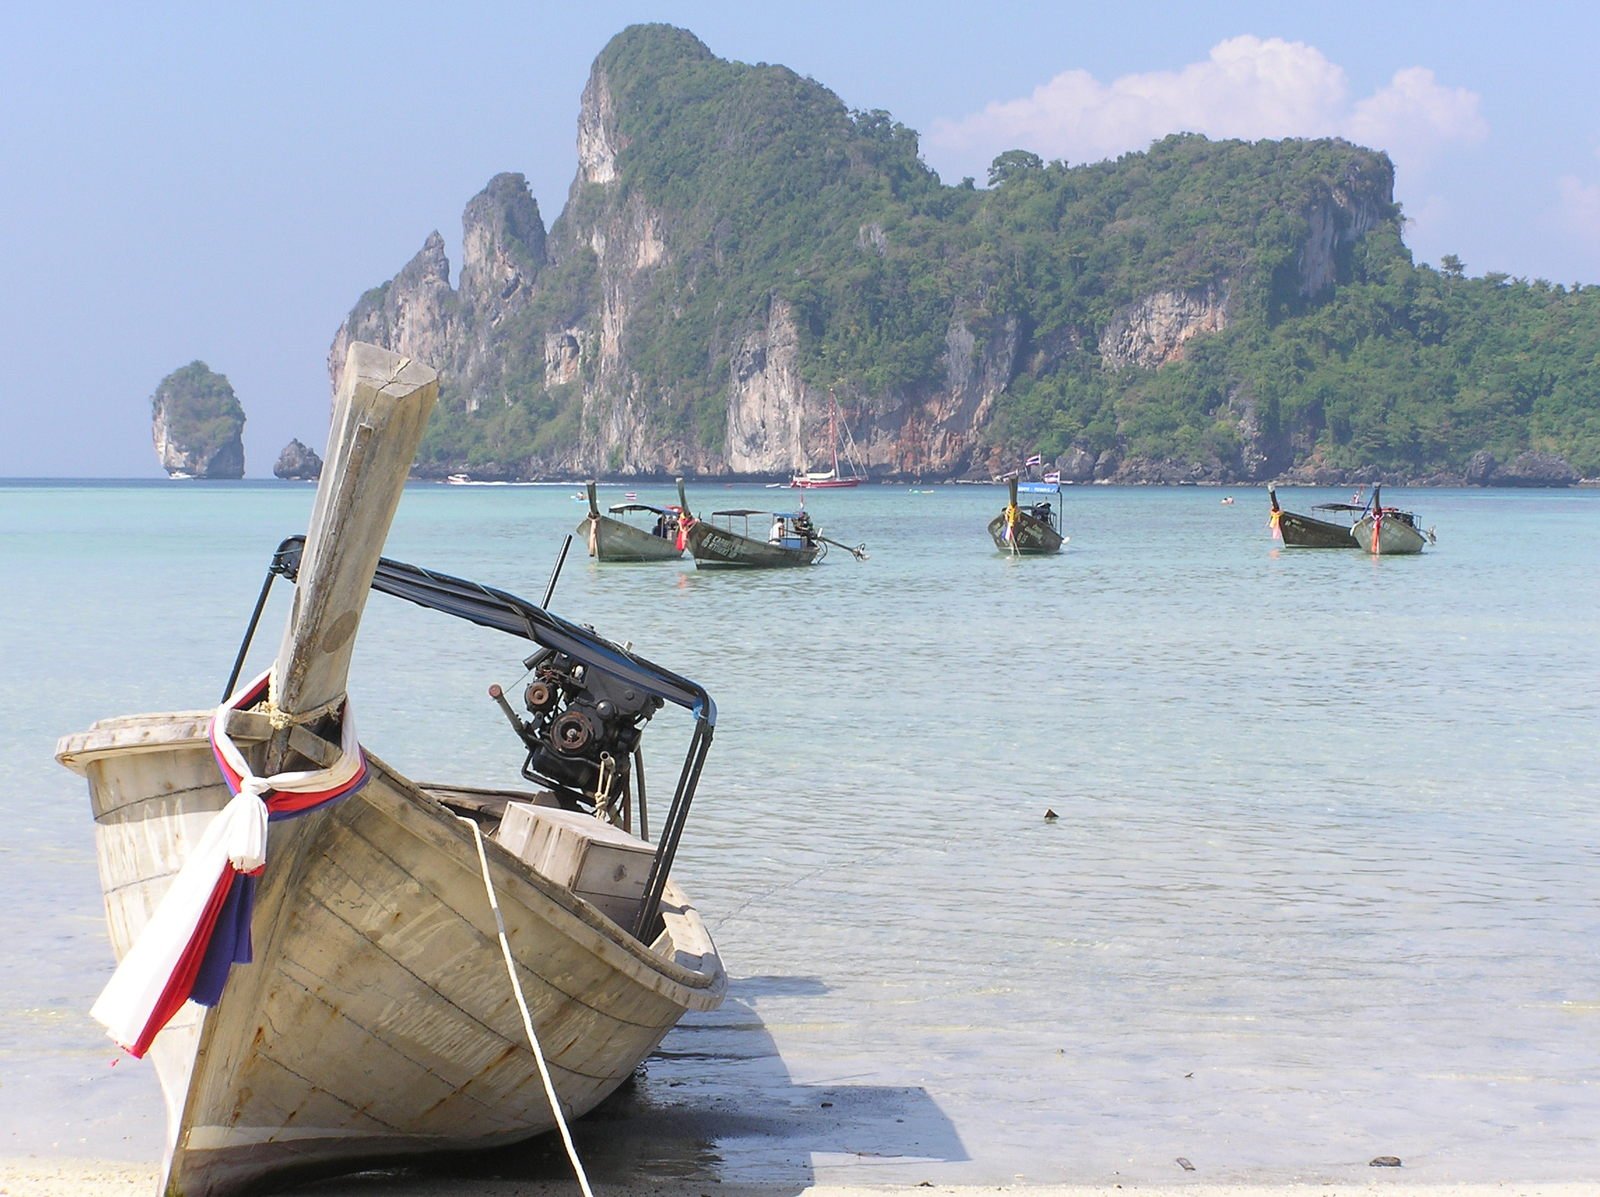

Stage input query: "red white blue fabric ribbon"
[{"left": 90, "top": 670, "right": 367, "bottom": 1057}]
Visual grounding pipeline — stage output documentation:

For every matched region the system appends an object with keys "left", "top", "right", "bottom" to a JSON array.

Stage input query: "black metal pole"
[
  {"left": 632, "top": 723, "right": 712, "bottom": 941},
  {"left": 542, "top": 534, "right": 572, "bottom": 608},
  {"left": 221, "top": 568, "right": 279, "bottom": 702}
]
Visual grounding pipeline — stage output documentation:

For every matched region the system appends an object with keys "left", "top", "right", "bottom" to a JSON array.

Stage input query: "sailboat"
[{"left": 791, "top": 392, "right": 864, "bottom": 489}]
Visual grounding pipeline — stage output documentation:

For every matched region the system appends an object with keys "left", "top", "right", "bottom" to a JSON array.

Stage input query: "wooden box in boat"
[{"left": 497, "top": 802, "right": 656, "bottom": 928}]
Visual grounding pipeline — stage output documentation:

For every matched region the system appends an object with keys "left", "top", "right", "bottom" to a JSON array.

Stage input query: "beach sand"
[{"left": 1, "top": 1163, "right": 1595, "bottom": 1197}]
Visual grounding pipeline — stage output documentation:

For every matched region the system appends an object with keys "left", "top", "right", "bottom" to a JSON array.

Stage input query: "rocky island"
[
  {"left": 273, "top": 438, "right": 323, "bottom": 480},
  {"left": 150, "top": 361, "right": 245, "bottom": 479}
]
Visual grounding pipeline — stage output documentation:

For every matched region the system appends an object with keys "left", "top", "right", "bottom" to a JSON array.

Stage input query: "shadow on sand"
[{"left": 298, "top": 975, "right": 964, "bottom": 1193}]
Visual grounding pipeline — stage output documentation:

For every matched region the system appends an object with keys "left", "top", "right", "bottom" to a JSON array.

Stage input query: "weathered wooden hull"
[
  {"left": 1276, "top": 509, "right": 1359, "bottom": 548},
  {"left": 578, "top": 513, "right": 683, "bottom": 562},
  {"left": 1352, "top": 514, "right": 1427, "bottom": 554},
  {"left": 987, "top": 512, "right": 1063, "bottom": 554},
  {"left": 685, "top": 522, "right": 819, "bottom": 568},
  {"left": 58, "top": 712, "right": 724, "bottom": 1197}
]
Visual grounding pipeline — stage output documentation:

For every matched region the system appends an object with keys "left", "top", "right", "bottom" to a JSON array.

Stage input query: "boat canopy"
[
  {"left": 606, "top": 502, "right": 679, "bottom": 516},
  {"left": 709, "top": 508, "right": 772, "bottom": 518},
  {"left": 1311, "top": 502, "right": 1367, "bottom": 512},
  {"left": 247, "top": 535, "right": 715, "bottom": 727},
  {"left": 1017, "top": 482, "right": 1061, "bottom": 496}
]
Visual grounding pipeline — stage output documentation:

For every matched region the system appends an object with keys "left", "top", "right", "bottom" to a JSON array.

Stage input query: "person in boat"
[
  {"left": 769, "top": 515, "right": 787, "bottom": 544},
  {"left": 652, "top": 513, "right": 668, "bottom": 538},
  {"left": 792, "top": 510, "right": 817, "bottom": 544},
  {"left": 1029, "top": 501, "right": 1053, "bottom": 523}
]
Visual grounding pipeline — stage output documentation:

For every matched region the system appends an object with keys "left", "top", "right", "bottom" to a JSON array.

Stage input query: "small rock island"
[
  {"left": 274, "top": 438, "right": 323, "bottom": 480},
  {"left": 151, "top": 361, "right": 246, "bottom": 479}
]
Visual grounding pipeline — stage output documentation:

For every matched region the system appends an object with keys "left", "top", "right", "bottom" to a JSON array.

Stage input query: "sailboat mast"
[{"left": 829, "top": 395, "right": 840, "bottom": 476}]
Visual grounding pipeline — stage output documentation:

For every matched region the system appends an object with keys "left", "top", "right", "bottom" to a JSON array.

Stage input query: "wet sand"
[{"left": 0, "top": 1163, "right": 1594, "bottom": 1197}]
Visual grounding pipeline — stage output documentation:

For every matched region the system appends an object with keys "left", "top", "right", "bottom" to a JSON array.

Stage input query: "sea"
[{"left": 2, "top": 478, "right": 1597, "bottom": 1186}]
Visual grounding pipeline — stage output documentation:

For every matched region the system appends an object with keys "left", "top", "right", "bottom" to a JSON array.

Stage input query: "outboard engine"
[{"left": 491, "top": 646, "right": 664, "bottom": 803}]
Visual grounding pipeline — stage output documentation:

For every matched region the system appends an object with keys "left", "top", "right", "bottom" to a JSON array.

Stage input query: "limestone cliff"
[
  {"left": 150, "top": 361, "right": 245, "bottom": 478},
  {"left": 1099, "top": 285, "right": 1231, "bottom": 370},
  {"left": 327, "top": 25, "right": 1424, "bottom": 483}
]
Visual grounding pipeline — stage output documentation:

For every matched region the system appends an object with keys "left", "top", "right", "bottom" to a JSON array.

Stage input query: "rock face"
[
  {"left": 273, "top": 438, "right": 323, "bottom": 480},
  {"left": 1099, "top": 285, "right": 1231, "bottom": 369},
  {"left": 1462, "top": 449, "right": 1578, "bottom": 487},
  {"left": 150, "top": 361, "right": 245, "bottom": 478}
]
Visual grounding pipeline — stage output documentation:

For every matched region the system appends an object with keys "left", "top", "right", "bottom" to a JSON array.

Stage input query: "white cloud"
[
  {"left": 1347, "top": 67, "right": 1488, "bottom": 170},
  {"left": 1555, "top": 175, "right": 1600, "bottom": 247},
  {"left": 926, "top": 37, "right": 1486, "bottom": 182}
]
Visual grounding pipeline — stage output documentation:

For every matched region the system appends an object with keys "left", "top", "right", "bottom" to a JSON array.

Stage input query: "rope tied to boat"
[
  {"left": 89, "top": 669, "right": 368, "bottom": 1058},
  {"left": 457, "top": 814, "right": 597, "bottom": 1197}
]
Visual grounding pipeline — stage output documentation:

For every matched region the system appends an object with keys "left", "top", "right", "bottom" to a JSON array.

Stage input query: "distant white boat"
[{"left": 445, "top": 473, "right": 470, "bottom": 484}]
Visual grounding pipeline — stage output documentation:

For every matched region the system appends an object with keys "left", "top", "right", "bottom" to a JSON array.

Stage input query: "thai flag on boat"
[
  {"left": 1025, "top": 453, "right": 1042, "bottom": 467},
  {"left": 89, "top": 670, "right": 368, "bottom": 1058},
  {"left": 1042, "top": 470, "right": 1061, "bottom": 484}
]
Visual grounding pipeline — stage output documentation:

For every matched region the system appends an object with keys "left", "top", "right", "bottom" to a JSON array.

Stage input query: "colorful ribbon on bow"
[
  {"left": 90, "top": 670, "right": 367, "bottom": 1057},
  {"left": 1268, "top": 508, "right": 1282, "bottom": 540}
]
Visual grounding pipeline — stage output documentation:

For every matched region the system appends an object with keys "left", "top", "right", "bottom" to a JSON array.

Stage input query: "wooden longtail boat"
[
  {"left": 576, "top": 479, "right": 684, "bottom": 562},
  {"left": 675, "top": 478, "right": 866, "bottom": 568},
  {"left": 56, "top": 344, "right": 725, "bottom": 1197},
  {"left": 988, "top": 476, "right": 1064, "bottom": 554},
  {"left": 1352, "top": 484, "right": 1433, "bottom": 554},
  {"left": 1266, "top": 483, "right": 1361, "bottom": 548}
]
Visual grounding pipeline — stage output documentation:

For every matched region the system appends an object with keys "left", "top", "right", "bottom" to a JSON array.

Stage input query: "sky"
[{"left": 4, "top": 0, "right": 1599, "bottom": 477}]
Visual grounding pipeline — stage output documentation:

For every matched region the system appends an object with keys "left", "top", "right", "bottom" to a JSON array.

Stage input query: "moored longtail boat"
[
  {"left": 1352, "top": 483, "right": 1433, "bottom": 555},
  {"left": 675, "top": 478, "right": 866, "bottom": 568},
  {"left": 1266, "top": 483, "right": 1361, "bottom": 548},
  {"left": 57, "top": 343, "right": 725, "bottom": 1197},
  {"left": 988, "top": 476, "right": 1064, "bottom": 554},
  {"left": 577, "top": 479, "right": 684, "bottom": 562}
]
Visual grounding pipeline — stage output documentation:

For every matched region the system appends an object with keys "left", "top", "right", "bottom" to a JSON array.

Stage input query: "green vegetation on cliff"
[{"left": 403, "top": 24, "right": 1600, "bottom": 480}]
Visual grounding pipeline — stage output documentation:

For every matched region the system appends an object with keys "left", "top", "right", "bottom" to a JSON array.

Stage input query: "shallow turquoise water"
[{"left": 2, "top": 479, "right": 1597, "bottom": 1182}]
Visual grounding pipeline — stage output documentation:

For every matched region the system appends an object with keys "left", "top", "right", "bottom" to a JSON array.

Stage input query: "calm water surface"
[{"left": 2, "top": 479, "right": 1597, "bottom": 1184}]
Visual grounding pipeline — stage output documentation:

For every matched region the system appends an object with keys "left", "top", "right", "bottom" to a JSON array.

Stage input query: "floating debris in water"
[
  {"left": 1044, "top": 809, "right": 1058, "bottom": 821},
  {"left": 1176, "top": 1157, "right": 1196, "bottom": 1171},
  {"left": 1370, "top": 1156, "right": 1403, "bottom": 1167}
]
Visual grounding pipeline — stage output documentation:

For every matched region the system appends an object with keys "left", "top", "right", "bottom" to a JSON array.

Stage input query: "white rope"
[{"left": 457, "top": 816, "right": 596, "bottom": 1197}]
